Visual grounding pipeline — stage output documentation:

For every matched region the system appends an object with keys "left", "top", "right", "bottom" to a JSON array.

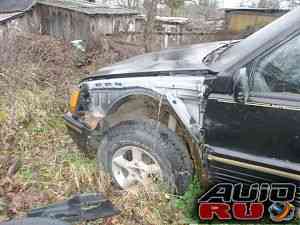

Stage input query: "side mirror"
[{"left": 233, "top": 68, "right": 249, "bottom": 104}]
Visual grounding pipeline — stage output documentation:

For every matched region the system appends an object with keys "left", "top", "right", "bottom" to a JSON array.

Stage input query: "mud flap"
[{"left": 27, "top": 193, "right": 120, "bottom": 223}]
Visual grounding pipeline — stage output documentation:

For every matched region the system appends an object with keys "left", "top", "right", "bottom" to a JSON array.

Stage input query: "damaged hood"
[{"left": 95, "top": 41, "right": 233, "bottom": 76}]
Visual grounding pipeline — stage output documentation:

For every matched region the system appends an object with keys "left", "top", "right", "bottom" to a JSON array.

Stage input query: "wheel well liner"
[{"left": 105, "top": 88, "right": 163, "bottom": 115}]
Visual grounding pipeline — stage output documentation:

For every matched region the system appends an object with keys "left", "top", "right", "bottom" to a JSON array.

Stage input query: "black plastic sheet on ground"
[{"left": 0, "top": 0, "right": 35, "bottom": 13}]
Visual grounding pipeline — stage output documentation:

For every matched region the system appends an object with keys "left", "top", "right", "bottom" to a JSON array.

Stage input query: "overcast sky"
[
  {"left": 223, "top": 0, "right": 241, "bottom": 7},
  {"left": 223, "top": 0, "right": 290, "bottom": 8},
  {"left": 223, "top": 0, "right": 261, "bottom": 8},
  {"left": 223, "top": 0, "right": 262, "bottom": 8}
]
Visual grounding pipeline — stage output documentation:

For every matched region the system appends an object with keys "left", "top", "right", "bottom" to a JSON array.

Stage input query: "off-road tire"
[{"left": 97, "top": 119, "right": 193, "bottom": 193}]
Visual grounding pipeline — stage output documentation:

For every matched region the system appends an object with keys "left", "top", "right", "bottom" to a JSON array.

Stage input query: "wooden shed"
[
  {"left": 225, "top": 8, "right": 289, "bottom": 33},
  {"left": 34, "top": 0, "right": 138, "bottom": 46},
  {"left": 0, "top": 0, "right": 39, "bottom": 42}
]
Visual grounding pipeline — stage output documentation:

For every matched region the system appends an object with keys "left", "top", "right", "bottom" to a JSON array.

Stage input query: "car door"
[{"left": 204, "top": 33, "right": 300, "bottom": 186}]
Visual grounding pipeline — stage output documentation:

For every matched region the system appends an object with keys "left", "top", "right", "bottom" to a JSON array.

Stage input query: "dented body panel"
[
  {"left": 80, "top": 75, "right": 209, "bottom": 141},
  {"left": 71, "top": 40, "right": 230, "bottom": 147}
]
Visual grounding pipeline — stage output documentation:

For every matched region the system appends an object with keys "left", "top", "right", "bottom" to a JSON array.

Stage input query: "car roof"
[{"left": 211, "top": 7, "right": 300, "bottom": 73}]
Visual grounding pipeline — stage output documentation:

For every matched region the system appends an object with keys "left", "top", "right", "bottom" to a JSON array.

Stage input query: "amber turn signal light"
[{"left": 70, "top": 90, "right": 80, "bottom": 113}]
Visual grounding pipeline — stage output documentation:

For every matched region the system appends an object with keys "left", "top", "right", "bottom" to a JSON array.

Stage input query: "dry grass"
[{"left": 0, "top": 33, "right": 184, "bottom": 225}]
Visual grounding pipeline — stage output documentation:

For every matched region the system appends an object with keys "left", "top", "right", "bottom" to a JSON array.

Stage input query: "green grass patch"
[{"left": 176, "top": 176, "right": 203, "bottom": 224}]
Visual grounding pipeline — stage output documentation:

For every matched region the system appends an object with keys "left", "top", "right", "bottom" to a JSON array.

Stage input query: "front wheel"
[{"left": 97, "top": 120, "right": 193, "bottom": 193}]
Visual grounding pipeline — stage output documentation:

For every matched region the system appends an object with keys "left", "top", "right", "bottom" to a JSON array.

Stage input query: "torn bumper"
[
  {"left": 28, "top": 193, "right": 120, "bottom": 222},
  {"left": 64, "top": 112, "right": 91, "bottom": 150}
]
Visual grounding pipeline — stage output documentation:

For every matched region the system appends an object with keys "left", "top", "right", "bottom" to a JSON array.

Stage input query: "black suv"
[{"left": 64, "top": 7, "right": 300, "bottom": 195}]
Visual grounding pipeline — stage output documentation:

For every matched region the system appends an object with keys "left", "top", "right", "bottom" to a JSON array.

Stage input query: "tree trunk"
[
  {"left": 143, "top": 0, "right": 158, "bottom": 52},
  {"left": 170, "top": 8, "right": 175, "bottom": 16}
]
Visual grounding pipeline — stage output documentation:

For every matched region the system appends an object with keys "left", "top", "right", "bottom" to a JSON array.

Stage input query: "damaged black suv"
[{"left": 64, "top": 7, "right": 300, "bottom": 195}]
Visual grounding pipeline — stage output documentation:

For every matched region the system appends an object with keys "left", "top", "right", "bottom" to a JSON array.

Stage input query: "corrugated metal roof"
[
  {"left": 37, "top": 0, "right": 138, "bottom": 15},
  {"left": 0, "top": 12, "right": 24, "bottom": 23},
  {"left": 155, "top": 16, "right": 190, "bottom": 24},
  {"left": 136, "top": 15, "right": 191, "bottom": 24},
  {"left": 224, "top": 7, "right": 289, "bottom": 13}
]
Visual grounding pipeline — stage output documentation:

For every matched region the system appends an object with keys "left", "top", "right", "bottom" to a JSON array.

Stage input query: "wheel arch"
[
  {"left": 103, "top": 90, "right": 178, "bottom": 132},
  {"left": 101, "top": 90, "right": 197, "bottom": 171},
  {"left": 105, "top": 89, "right": 163, "bottom": 116}
]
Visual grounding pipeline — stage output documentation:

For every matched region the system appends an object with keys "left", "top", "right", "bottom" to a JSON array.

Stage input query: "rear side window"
[{"left": 250, "top": 34, "right": 300, "bottom": 94}]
